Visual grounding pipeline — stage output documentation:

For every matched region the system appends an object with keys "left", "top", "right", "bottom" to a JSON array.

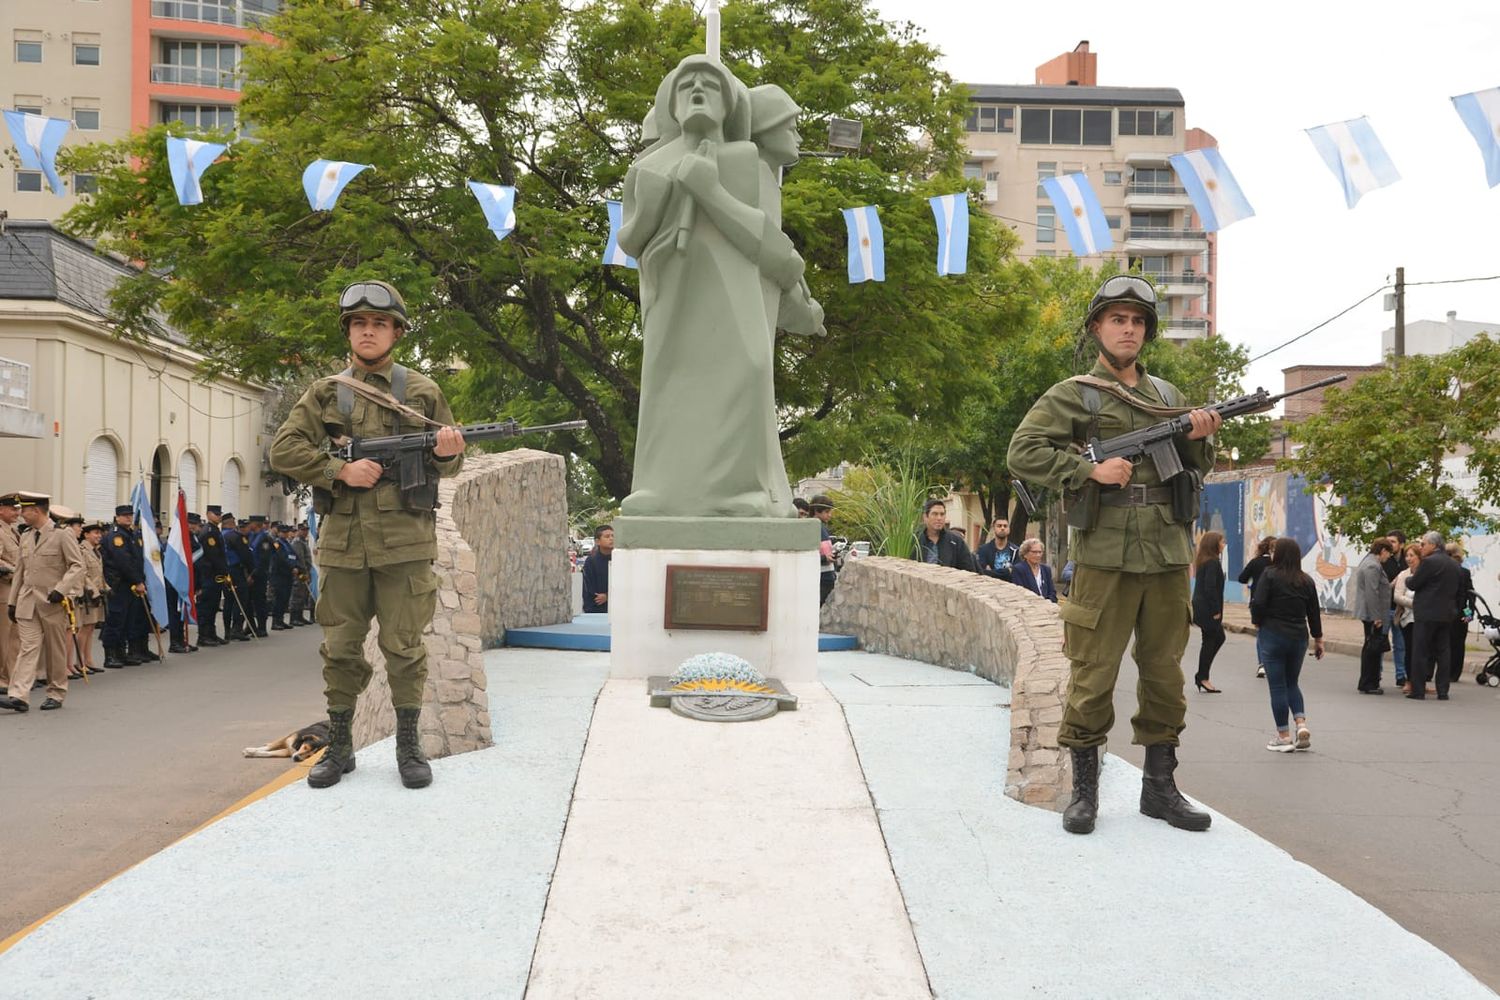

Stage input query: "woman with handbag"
[{"left": 1250, "top": 538, "right": 1324, "bottom": 752}]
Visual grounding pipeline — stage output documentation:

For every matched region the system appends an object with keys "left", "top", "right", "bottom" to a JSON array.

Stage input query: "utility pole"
[{"left": 1393, "top": 266, "right": 1406, "bottom": 360}]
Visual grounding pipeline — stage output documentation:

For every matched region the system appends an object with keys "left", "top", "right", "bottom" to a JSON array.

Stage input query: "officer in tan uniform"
[
  {"left": 1008, "top": 276, "right": 1220, "bottom": 835},
  {"left": 0, "top": 492, "right": 88, "bottom": 713},
  {"left": 79, "top": 520, "right": 108, "bottom": 672},
  {"left": 0, "top": 494, "right": 20, "bottom": 696},
  {"left": 270, "top": 281, "right": 465, "bottom": 789}
]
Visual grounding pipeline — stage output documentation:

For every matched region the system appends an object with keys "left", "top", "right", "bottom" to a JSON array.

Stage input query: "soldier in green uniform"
[
  {"left": 1007, "top": 275, "right": 1221, "bottom": 835},
  {"left": 269, "top": 281, "right": 465, "bottom": 790}
]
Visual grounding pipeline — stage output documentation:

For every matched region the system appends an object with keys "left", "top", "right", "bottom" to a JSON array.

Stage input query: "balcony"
[
  {"left": 1124, "top": 227, "right": 1209, "bottom": 252},
  {"left": 1124, "top": 181, "right": 1192, "bottom": 209},
  {"left": 151, "top": 63, "right": 243, "bottom": 90},
  {"left": 151, "top": 1, "right": 281, "bottom": 28},
  {"left": 1159, "top": 318, "right": 1210, "bottom": 340},
  {"left": 1146, "top": 272, "right": 1208, "bottom": 297}
]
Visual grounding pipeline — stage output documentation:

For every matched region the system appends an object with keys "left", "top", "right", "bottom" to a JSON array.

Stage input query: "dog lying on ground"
[{"left": 243, "top": 721, "right": 331, "bottom": 762}]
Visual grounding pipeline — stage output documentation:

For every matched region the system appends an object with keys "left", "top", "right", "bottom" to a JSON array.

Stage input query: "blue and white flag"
[
  {"left": 1168, "top": 148, "right": 1256, "bottom": 232},
  {"left": 468, "top": 180, "right": 517, "bottom": 241},
  {"left": 166, "top": 136, "right": 227, "bottom": 206},
  {"left": 1304, "top": 117, "right": 1400, "bottom": 208},
  {"left": 1041, "top": 173, "right": 1112, "bottom": 256},
  {"left": 130, "top": 480, "right": 170, "bottom": 631},
  {"left": 603, "top": 199, "right": 637, "bottom": 268},
  {"left": 842, "top": 205, "right": 885, "bottom": 283},
  {"left": 928, "top": 193, "right": 969, "bottom": 276},
  {"left": 305, "top": 506, "right": 320, "bottom": 601},
  {"left": 1452, "top": 87, "right": 1500, "bottom": 188},
  {"left": 3, "top": 110, "right": 70, "bottom": 196},
  {"left": 301, "top": 159, "right": 372, "bottom": 211}
]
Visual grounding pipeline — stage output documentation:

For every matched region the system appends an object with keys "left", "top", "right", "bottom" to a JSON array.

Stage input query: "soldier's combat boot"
[
  {"left": 306, "top": 709, "right": 355, "bottom": 788},
  {"left": 103, "top": 646, "right": 126, "bottom": 669},
  {"left": 1062, "top": 746, "right": 1100, "bottom": 835},
  {"left": 122, "top": 642, "right": 145, "bottom": 666},
  {"left": 395, "top": 707, "right": 432, "bottom": 789},
  {"left": 1139, "top": 744, "right": 1211, "bottom": 832}
]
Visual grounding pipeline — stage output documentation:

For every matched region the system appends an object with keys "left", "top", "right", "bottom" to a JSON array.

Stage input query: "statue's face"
[
  {"left": 675, "top": 69, "right": 726, "bottom": 129},
  {"left": 757, "top": 121, "right": 800, "bottom": 167}
]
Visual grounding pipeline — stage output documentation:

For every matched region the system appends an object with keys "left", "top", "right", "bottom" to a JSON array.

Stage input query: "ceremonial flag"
[
  {"left": 842, "top": 205, "right": 885, "bottom": 283},
  {"left": 1452, "top": 87, "right": 1500, "bottom": 188},
  {"left": 928, "top": 193, "right": 969, "bottom": 276},
  {"left": 166, "top": 136, "right": 227, "bottom": 206},
  {"left": 306, "top": 506, "right": 320, "bottom": 600},
  {"left": 162, "top": 489, "right": 196, "bottom": 624},
  {"left": 1168, "top": 148, "right": 1256, "bottom": 232},
  {"left": 3, "top": 110, "right": 70, "bottom": 196},
  {"left": 603, "top": 199, "right": 637, "bottom": 268},
  {"left": 130, "top": 480, "right": 170, "bottom": 630},
  {"left": 301, "top": 159, "right": 372, "bottom": 211},
  {"left": 1041, "top": 173, "right": 1113, "bottom": 256},
  {"left": 1304, "top": 117, "right": 1400, "bottom": 208},
  {"left": 468, "top": 181, "right": 517, "bottom": 241}
]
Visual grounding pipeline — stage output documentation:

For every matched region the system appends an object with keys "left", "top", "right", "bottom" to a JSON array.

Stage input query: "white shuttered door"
[
  {"left": 178, "top": 451, "right": 199, "bottom": 513},
  {"left": 220, "top": 458, "right": 241, "bottom": 512},
  {"left": 84, "top": 437, "right": 118, "bottom": 520}
]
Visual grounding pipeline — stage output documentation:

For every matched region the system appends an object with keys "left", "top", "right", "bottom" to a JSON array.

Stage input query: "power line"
[
  {"left": 1246, "top": 285, "right": 1390, "bottom": 363},
  {"left": 1404, "top": 273, "right": 1500, "bottom": 288}
]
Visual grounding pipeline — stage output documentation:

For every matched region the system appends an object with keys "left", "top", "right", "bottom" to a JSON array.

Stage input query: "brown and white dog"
[{"left": 243, "top": 721, "right": 331, "bottom": 762}]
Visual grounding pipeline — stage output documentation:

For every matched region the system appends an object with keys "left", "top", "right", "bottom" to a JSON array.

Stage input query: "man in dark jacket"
[
  {"left": 974, "top": 517, "right": 1019, "bottom": 581},
  {"left": 912, "top": 498, "right": 976, "bottom": 571},
  {"left": 581, "top": 524, "right": 613, "bottom": 613},
  {"left": 1405, "top": 531, "right": 1462, "bottom": 700},
  {"left": 101, "top": 505, "right": 151, "bottom": 667},
  {"left": 1446, "top": 542, "right": 1475, "bottom": 684}
]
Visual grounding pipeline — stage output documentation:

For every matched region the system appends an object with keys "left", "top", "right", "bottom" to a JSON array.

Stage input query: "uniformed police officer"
[
  {"left": 197, "top": 505, "right": 229, "bottom": 646},
  {"left": 268, "top": 523, "right": 299, "bottom": 630},
  {"left": 101, "top": 505, "right": 153, "bottom": 667},
  {"left": 245, "top": 515, "right": 271, "bottom": 637},
  {"left": 288, "top": 523, "right": 313, "bottom": 626},
  {"left": 220, "top": 513, "right": 253, "bottom": 641},
  {"left": 269, "top": 280, "right": 465, "bottom": 790},
  {"left": 1007, "top": 275, "right": 1221, "bottom": 835}
]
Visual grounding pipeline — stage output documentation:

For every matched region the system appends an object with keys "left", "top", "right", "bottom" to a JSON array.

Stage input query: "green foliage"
[
  {"left": 829, "top": 449, "right": 940, "bottom": 560},
  {"left": 1285, "top": 335, "right": 1500, "bottom": 539},
  {"left": 1144, "top": 333, "right": 1272, "bottom": 465},
  {"left": 59, "top": 0, "right": 1020, "bottom": 501}
]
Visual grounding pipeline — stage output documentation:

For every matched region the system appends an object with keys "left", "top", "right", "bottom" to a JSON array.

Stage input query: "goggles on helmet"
[
  {"left": 339, "top": 282, "right": 408, "bottom": 321},
  {"left": 1095, "top": 275, "right": 1158, "bottom": 307}
]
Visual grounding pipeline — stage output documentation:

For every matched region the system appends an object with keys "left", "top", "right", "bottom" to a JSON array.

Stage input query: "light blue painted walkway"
[{"left": 504, "top": 613, "right": 859, "bottom": 652}]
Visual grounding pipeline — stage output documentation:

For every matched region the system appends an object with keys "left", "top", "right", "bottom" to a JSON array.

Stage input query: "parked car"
[
  {"left": 577, "top": 536, "right": 595, "bottom": 555},
  {"left": 849, "top": 541, "right": 872, "bottom": 560}
]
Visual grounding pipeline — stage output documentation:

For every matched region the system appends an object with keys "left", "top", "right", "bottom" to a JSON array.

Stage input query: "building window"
[
  {"left": 1036, "top": 161, "right": 1056, "bottom": 198},
  {"left": 1037, "top": 207, "right": 1056, "bottom": 243},
  {"left": 1019, "top": 107, "right": 1113, "bottom": 146},
  {"left": 157, "top": 40, "right": 241, "bottom": 89},
  {"left": 15, "top": 104, "right": 42, "bottom": 116},
  {"left": 965, "top": 104, "right": 1014, "bottom": 133},
  {"left": 1082, "top": 109, "right": 1112, "bottom": 146},
  {"left": 161, "top": 103, "right": 236, "bottom": 131},
  {"left": 1036, "top": 250, "right": 1055, "bottom": 258},
  {"left": 1105, "top": 215, "right": 1122, "bottom": 230},
  {"left": 1051, "top": 108, "right": 1082, "bottom": 145},
  {"left": 16, "top": 171, "right": 42, "bottom": 192},
  {"left": 1119, "top": 108, "right": 1175, "bottom": 137},
  {"left": 1103, "top": 169, "right": 1122, "bottom": 185},
  {"left": 73, "top": 107, "right": 100, "bottom": 130},
  {"left": 73, "top": 173, "right": 98, "bottom": 195},
  {"left": 962, "top": 161, "right": 984, "bottom": 181},
  {"left": 1019, "top": 107, "right": 1049, "bottom": 144},
  {"left": 16, "top": 41, "right": 42, "bottom": 63},
  {"left": 73, "top": 44, "right": 100, "bottom": 66}
]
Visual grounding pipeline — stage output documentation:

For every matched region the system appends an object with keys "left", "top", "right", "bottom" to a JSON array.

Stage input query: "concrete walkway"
[{"left": 1, "top": 649, "right": 1493, "bottom": 999}]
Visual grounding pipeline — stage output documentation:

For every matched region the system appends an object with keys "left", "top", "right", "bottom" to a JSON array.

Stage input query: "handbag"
[{"left": 1364, "top": 628, "right": 1391, "bottom": 655}]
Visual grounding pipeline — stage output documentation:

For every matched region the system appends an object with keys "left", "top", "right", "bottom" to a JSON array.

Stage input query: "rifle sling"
[
  {"left": 327, "top": 372, "right": 447, "bottom": 430},
  {"left": 1068, "top": 375, "right": 1198, "bottom": 418}
]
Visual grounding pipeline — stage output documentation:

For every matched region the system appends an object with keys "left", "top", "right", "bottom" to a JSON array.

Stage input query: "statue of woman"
[{"left": 616, "top": 56, "right": 806, "bottom": 519}]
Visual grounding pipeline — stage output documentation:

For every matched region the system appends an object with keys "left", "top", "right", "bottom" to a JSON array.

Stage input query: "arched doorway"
[
  {"left": 150, "top": 444, "right": 172, "bottom": 518},
  {"left": 220, "top": 457, "right": 242, "bottom": 513},
  {"left": 84, "top": 436, "right": 120, "bottom": 521},
  {"left": 178, "top": 449, "right": 200, "bottom": 513}
]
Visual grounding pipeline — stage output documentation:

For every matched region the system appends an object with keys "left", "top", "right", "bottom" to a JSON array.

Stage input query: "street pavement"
[
  {"left": 0, "top": 625, "right": 326, "bottom": 939},
  {"left": 1109, "top": 627, "right": 1500, "bottom": 992}
]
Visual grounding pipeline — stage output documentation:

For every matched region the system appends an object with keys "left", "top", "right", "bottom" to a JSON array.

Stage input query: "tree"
[
  {"left": 1284, "top": 335, "right": 1500, "bottom": 540},
  {"left": 1144, "top": 334, "right": 1272, "bottom": 466},
  {"left": 60, "top": 0, "right": 1021, "bottom": 501}
]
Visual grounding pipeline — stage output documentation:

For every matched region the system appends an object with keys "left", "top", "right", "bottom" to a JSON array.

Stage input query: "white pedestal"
[{"left": 609, "top": 547, "right": 821, "bottom": 683}]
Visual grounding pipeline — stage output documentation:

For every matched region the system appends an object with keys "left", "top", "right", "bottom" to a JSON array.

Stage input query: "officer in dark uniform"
[
  {"left": 196, "top": 506, "right": 228, "bottom": 645},
  {"left": 268, "top": 523, "right": 300, "bottom": 630},
  {"left": 220, "top": 513, "right": 253, "bottom": 641},
  {"left": 101, "top": 504, "right": 152, "bottom": 667},
  {"left": 246, "top": 515, "right": 271, "bottom": 636}
]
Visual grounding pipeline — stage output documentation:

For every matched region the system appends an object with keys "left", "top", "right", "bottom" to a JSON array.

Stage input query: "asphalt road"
[
  {"left": 0, "top": 626, "right": 326, "bottom": 939},
  {"left": 1109, "top": 629, "right": 1500, "bottom": 992}
]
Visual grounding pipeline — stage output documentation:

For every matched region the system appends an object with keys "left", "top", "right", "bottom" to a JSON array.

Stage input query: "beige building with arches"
[{"left": 0, "top": 220, "right": 275, "bottom": 521}]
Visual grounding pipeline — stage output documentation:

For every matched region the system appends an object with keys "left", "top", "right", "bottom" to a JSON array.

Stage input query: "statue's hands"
[
  {"left": 766, "top": 246, "right": 805, "bottom": 290},
  {"left": 678, "top": 140, "right": 720, "bottom": 198}
]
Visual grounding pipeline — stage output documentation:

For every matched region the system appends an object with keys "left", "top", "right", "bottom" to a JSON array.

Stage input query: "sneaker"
[
  {"left": 1256, "top": 665, "right": 1266, "bottom": 678},
  {"left": 1266, "top": 735, "right": 1296, "bottom": 753},
  {"left": 1295, "top": 726, "right": 1311, "bottom": 750}
]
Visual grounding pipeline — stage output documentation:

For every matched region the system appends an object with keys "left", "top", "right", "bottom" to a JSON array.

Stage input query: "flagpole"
[{"left": 706, "top": 0, "right": 720, "bottom": 63}]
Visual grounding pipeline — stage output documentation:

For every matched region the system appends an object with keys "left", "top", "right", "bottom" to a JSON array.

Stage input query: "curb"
[{"left": 1224, "top": 621, "right": 1489, "bottom": 667}]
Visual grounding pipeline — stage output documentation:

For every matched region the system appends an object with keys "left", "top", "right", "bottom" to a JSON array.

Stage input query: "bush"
[{"left": 830, "top": 451, "right": 942, "bottom": 561}]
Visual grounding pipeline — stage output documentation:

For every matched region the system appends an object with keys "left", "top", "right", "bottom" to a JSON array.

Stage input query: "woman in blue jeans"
[{"left": 1249, "top": 538, "right": 1325, "bottom": 752}]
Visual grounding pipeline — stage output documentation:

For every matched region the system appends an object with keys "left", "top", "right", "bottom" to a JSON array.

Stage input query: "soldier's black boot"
[
  {"left": 123, "top": 641, "right": 145, "bottom": 666},
  {"left": 1062, "top": 746, "right": 1099, "bottom": 835},
  {"left": 306, "top": 709, "right": 355, "bottom": 788},
  {"left": 103, "top": 646, "right": 126, "bottom": 669},
  {"left": 1139, "top": 744, "right": 1211, "bottom": 832},
  {"left": 395, "top": 707, "right": 432, "bottom": 789}
]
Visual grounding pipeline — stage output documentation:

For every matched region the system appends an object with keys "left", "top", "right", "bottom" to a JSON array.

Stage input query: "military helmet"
[
  {"left": 1085, "top": 275, "right": 1159, "bottom": 342},
  {"left": 339, "top": 280, "right": 409, "bottom": 331}
]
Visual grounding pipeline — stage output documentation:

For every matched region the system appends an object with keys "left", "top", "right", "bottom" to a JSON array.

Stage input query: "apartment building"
[
  {"left": 4, "top": 0, "right": 279, "bottom": 221},
  {"left": 962, "top": 41, "right": 1218, "bottom": 341}
]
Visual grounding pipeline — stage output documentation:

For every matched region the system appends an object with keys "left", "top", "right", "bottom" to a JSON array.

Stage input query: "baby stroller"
[{"left": 1474, "top": 593, "right": 1500, "bottom": 687}]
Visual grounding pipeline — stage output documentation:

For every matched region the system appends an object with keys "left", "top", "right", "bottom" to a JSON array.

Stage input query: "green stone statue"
[{"left": 617, "top": 56, "right": 822, "bottom": 518}]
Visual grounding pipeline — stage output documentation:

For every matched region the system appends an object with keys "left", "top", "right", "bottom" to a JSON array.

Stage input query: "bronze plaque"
[{"left": 663, "top": 565, "right": 771, "bottom": 632}]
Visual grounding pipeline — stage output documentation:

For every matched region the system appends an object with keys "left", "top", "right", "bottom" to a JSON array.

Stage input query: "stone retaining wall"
[
  {"left": 351, "top": 449, "right": 571, "bottom": 758},
  {"left": 819, "top": 557, "right": 1074, "bottom": 811}
]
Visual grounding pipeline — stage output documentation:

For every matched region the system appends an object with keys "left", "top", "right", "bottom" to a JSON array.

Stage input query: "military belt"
[{"left": 1098, "top": 484, "right": 1174, "bottom": 507}]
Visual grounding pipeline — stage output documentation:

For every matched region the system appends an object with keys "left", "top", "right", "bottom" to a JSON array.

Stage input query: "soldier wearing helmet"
[
  {"left": 1006, "top": 274, "right": 1221, "bottom": 838},
  {"left": 269, "top": 280, "right": 466, "bottom": 792}
]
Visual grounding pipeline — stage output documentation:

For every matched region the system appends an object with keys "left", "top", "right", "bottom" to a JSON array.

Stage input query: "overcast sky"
[{"left": 869, "top": 0, "right": 1500, "bottom": 394}]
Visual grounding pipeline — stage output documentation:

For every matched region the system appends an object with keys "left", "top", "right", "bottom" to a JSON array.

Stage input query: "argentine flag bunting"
[
  {"left": 166, "top": 136, "right": 227, "bottom": 206},
  {"left": 468, "top": 180, "right": 517, "bottom": 241},
  {"left": 1452, "top": 87, "right": 1500, "bottom": 188},
  {"left": 603, "top": 200, "right": 637, "bottom": 268},
  {"left": 162, "top": 489, "right": 196, "bottom": 624},
  {"left": 130, "top": 480, "right": 170, "bottom": 632},
  {"left": 842, "top": 205, "right": 885, "bottom": 283},
  {"left": 1041, "top": 173, "right": 1112, "bottom": 256},
  {"left": 1168, "top": 148, "right": 1256, "bottom": 232},
  {"left": 306, "top": 506, "right": 320, "bottom": 600},
  {"left": 3, "top": 110, "right": 71, "bottom": 196},
  {"left": 301, "top": 159, "right": 372, "bottom": 211},
  {"left": 1304, "top": 117, "right": 1400, "bottom": 208},
  {"left": 928, "top": 193, "right": 969, "bottom": 276}
]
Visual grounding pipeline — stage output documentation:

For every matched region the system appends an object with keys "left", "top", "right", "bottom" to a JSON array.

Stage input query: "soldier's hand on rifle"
[
  {"left": 434, "top": 426, "right": 465, "bottom": 459},
  {"left": 1089, "top": 457, "right": 1134, "bottom": 488},
  {"left": 1185, "top": 408, "right": 1222, "bottom": 441},
  {"left": 47, "top": 590, "right": 64, "bottom": 604},
  {"left": 337, "top": 458, "right": 384, "bottom": 488}
]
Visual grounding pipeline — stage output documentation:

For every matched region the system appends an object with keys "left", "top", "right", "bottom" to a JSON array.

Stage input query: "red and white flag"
[{"left": 163, "top": 489, "right": 196, "bottom": 624}]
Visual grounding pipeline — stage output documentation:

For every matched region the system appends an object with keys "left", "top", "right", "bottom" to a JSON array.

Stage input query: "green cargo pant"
[
  {"left": 1056, "top": 565, "right": 1190, "bottom": 748},
  {"left": 317, "top": 560, "right": 439, "bottom": 711}
]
